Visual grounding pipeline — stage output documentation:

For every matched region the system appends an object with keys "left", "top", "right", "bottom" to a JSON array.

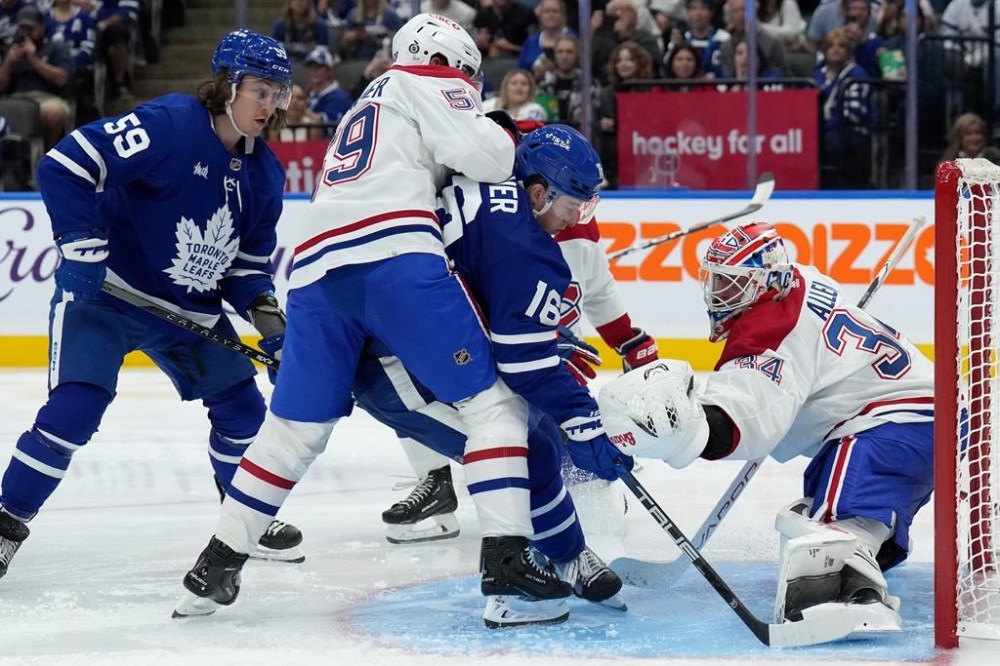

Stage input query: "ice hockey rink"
[{"left": 0, "top": 368, "right": 993, "bottom": 666}]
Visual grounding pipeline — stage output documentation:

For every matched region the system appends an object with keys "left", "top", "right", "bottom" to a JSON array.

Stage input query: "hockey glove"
[
  {"left": 55, "top": 230, "right": 109, "bottom": 300},
  {"left": 514, "top": 119, "right": 546, "bottom": 135},
  {"left": 249, "top": 292, "right": 286, "bottom": 385},
  {"left": 616, "top": 327, "right": 658, "bottom": 372},
  {"left": 561, "top": 413, "right": 633, "bottom": 481},
  {"left": 485, "top": 109, "right": 521, "bottom": 145},
  {"left": 557, "top": 325, "right": 602, "bottom": 386}
]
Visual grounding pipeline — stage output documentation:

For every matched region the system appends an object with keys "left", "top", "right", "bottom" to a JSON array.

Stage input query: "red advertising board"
[
  {"left": 616, "top": 88, "right": 819, "bottom": 190},
  {"left": 268, "top": 140, "right": 328, "bottom": 193}
]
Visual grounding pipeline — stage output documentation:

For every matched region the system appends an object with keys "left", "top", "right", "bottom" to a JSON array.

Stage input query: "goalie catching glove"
[{"left": 597, "top": 359, "right": 709, "bottom": 468}]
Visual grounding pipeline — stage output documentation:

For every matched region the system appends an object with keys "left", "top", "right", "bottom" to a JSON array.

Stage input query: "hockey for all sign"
[{"left": 616, "top": 89, "right": 819, "bottom": 190}]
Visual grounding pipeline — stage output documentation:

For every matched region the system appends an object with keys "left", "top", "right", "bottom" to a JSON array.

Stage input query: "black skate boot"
[
  {"left": 0, "top": 510, "right": 29, "bottom": 579},
  {"left": 382, "top": 465, "right": 460, "bottom": 544},
  {"left": 480, "top": 536, "right": 573, "bottom": 600},
  {"left": 215, "top": 475, "right": 305, "bottom": 563},
  {"left": 173, "top": 536, "right": 249, "bottom": 618},
  {"left": 557, "top": 546, "right": 626, "bottom": 610}
]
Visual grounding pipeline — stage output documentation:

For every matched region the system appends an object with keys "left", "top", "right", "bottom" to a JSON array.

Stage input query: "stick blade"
[
  {"left": 766, "top": 603, "right": 858, "bottom": 648},
  {"left": 750, "top": 172, "right": 776, "bottom": 207},
  {"left": 610, "top": 556, "right": 685, "bottom": 589}
]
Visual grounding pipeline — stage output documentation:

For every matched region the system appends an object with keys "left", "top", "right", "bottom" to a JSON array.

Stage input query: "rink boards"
[{"left": 0, "top": 191, "right": 935, "bottom": 369}]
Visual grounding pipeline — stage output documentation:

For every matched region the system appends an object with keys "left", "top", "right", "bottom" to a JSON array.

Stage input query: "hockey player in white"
[
  {"left": 383, "top": 125, "right": 658, "bottom": 554},
  {"left": 0, "top": 30, "right": 306, "bottom": 579},
  {"left": 175, "top": 14, "right": 581, "bottom": 618},
  {"left": 599, "top": 221, "right": 934, "bottom": 635}
]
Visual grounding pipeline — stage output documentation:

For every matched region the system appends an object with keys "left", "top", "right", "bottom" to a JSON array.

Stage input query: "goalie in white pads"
[{"left": 598, "top": 222, "right": 934, "bottom": 636}]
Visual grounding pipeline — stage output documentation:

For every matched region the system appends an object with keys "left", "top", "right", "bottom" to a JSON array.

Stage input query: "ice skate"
[
  {"left": 215, "top": 477, "right": 305, "bottom": 563},
  {"left": 557, "top": 546, "right": 627, "bottom": 611},
  {"left": 251, "top": 520, "right": 305, "bottom": 563},
  {"left": 382, "top": 465, "right": 460, "bottom": 544},
  {"left": 480, "top": 536, "right": 573, "bottom": 601},
  {"left": 173, "top": 536, "right": 249, "bottom": 618},
  {"left": 482, "top": 595, "right": 569, "bottom": 628},
  {"left": 0, "top": 510, "right": 29, "bottom": 579}
]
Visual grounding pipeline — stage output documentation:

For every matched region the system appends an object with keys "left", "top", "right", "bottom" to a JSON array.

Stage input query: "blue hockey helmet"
[
  {"left": 699, "top": 222, "right": 794, "bottom": 342},
  {"left": 212, "top": 30, "right": 293, "bottom": 109},
  {"left": 515, "top": 124, "right": 604, "bottom": 224}
]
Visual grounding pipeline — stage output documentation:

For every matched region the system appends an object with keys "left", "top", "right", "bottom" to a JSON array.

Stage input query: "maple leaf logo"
[{"left": 163, "top": 205, "right": 240, "bottom": 293}]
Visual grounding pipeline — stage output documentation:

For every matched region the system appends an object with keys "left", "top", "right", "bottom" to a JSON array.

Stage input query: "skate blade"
[
  {"left": 172, "top": 591, "right": 222, "bottom": 619},
  {"left": 591, "top": 592, "right": 628, "bottom": 612},
  {"left": 249, "top": 544, "right": 305, "bottom": 563},
  {"left": 385, "top": 514, "right": 460, "bottom": 544},
  {"left": 483, "top": 596, "right": 569, "bottom": 628}
]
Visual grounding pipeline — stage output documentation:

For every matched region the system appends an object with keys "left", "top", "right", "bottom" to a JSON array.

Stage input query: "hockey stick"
[
  {"left": 609, "top": 172, "right": 775, "bottom": 260},
  {"left": 615, "top": 464, "right": 856, "bottom": 647},
  {"left": 100, "top": 282, "right": 279, "bottom": 369},
  {"left": 857, "top": 215, "right": 927, "bottom": 310},
  {"left": 612, "top": 215, "right": 928, "bottom": 587}
]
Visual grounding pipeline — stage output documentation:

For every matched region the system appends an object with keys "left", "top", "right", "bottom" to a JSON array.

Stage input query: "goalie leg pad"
[
  {"left": 597, "top": 359, "right": 709, "bottom": 469},
  {"left": 775, "top": 498, "right": 858, "bottom": 623},
  {"left": 483, "top": 595, "right": 569, "bottom": 628},
  {"left": 775, "top": 499, "right": 898, "bottom": 624}
]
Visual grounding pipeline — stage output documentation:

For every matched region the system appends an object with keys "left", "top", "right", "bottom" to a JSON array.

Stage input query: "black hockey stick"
[
  {"left": 612, "top": 215, "right": 928, "bottom": 588},
  {"left": 614, "top": 463, "right": 855, "bottom": 647},
  {"left": 100, "top": 282, "right": 279, "bottom": 369},
  {"left": 609, "top": 172, "right": 775, "bottom": 260}
]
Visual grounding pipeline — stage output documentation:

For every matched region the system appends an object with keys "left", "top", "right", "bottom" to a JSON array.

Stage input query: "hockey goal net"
[{"left": 936, "top": 158, "right": 1000, "bottom": 647}]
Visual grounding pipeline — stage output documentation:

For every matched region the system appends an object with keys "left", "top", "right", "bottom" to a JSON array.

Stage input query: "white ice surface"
[{"left": 0, "top": 369, "right": 991, "bottom": 666}]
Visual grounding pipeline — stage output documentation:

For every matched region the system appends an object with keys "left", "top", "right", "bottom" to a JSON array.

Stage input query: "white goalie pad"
[
  {"left": 597, "top": 359, "right": 709, "bottom": 469},
  {"left": 774, "top": 499, "right": 900, "bottom": 634}
]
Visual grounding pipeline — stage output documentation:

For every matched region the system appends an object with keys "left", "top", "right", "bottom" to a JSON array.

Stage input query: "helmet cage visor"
[
  {"left": 235, "top": 76, "right": 292, "bottom": 110},
  {"left": 540, "top": 186, "right": 600, "bottom": 226}
]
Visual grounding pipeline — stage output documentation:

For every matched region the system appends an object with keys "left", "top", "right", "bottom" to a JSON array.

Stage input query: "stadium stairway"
[{"left": 131, "top": 0, "right": 284, "bottom": 109}]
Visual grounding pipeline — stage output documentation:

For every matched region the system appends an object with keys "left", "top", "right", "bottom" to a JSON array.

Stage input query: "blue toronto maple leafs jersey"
[
  {"left": 37, "top": 94, "right": 285, "bottom": 322},
  {"left": 438, "top": 175, "right": 598, "bottom": 426}
]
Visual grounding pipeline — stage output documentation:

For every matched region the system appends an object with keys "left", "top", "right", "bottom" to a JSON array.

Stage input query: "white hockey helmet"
[{"left": 391, "top": 13, "right": 482, "bottom": 80}]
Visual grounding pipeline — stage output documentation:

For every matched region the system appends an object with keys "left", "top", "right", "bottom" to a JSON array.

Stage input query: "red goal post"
[{"left": 935, "top": 158, "right": 1000, "bottom": 648}]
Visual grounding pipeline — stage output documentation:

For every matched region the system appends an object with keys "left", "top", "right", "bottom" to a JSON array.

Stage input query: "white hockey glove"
[{"left": 597, "top": 359, "right": 709, "bottom": 469}]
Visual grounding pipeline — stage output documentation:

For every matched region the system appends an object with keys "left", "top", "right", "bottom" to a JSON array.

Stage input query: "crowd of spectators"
[
  {"left": 0, "top": 0, "right": 163, "bottom": 190},
  {"left": 265, "top": 0, "right": 1000, "bottom": 190},
  {"left": 2, "top": 0, "right": 998, "bottom": 191}
]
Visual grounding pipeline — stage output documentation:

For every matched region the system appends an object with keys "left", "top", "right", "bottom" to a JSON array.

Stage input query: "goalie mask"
[{"left": 699, "top": 222, "right": 793, "bottom": 342}]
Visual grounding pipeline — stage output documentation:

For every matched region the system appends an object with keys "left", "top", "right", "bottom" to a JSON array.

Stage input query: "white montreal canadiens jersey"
[
  {"left": 700, "top": 264, "right": 934, "bottom": 463},
  {"left": 555, "top": 222, "right": 628, "bottom": 335},
  {"left": 289, "top": 65, "right": 516, "bottom": 289}
]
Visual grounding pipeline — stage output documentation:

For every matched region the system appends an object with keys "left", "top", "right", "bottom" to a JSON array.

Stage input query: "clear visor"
[
  {"left": 465, "top": 66, "right": 485, "bottom": 92},
  {"left": 237, "top": 79, "right": 292, "bottom": 110},
  {"left": 698, "top": 263, "right": 760, "bottom": 314},
  {"left": 548, "top": 191, "right": 600, "bottom": 225}
]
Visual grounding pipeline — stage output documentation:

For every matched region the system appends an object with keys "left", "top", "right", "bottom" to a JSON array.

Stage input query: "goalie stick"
[
  {"left": 612, "top": 215, "right": 928, "bottom": 588},
  {"left": 609, "top": 172, "right": 775, "bottom": 260},
  {"left": 615, "top": 464, "right": 857, "bottom": 647},
  {"left": 100, "top": 282, "right": 279, "bottom": 369}
]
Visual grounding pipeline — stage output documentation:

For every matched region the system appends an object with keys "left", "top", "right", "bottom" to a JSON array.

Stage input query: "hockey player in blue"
[
  {"left": 354, "top": 125, "right": 631, "bottom": 627},
  {"left": 175, "top": 14, "right": 581, "bottom": 621},
  {"left": 0, "top": 30, "right": 305, "bottom": 579}
]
